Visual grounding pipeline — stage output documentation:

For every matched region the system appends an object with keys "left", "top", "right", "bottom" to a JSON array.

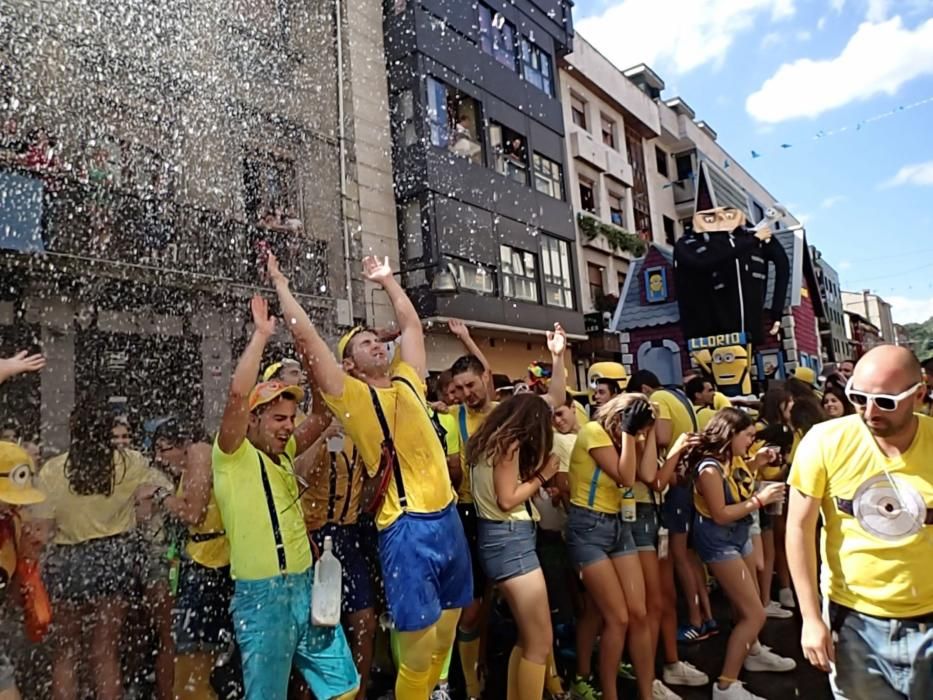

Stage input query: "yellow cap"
[
  {"left": 0, "top": 441, "right": 45, "bottom": 506},
  {"left": 248, "top": 381, "right": 306, "bottom": 412},
  {"left": 794, "top": 366, "right": 817, "bottom": 386},
  {"left": 261, "top": 362, "right": 283, "bottom": 383}
]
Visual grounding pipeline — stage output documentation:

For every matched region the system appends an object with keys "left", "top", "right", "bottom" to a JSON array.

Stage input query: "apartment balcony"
[
  {"left": 672, "top": 177, "right": 696, "bottom": 214},
  {"left": 569, "top": 129, "right": 634, "bottom": 186},
  {"left": 0, "top": 165, "right": 329, "bottom": 303}
]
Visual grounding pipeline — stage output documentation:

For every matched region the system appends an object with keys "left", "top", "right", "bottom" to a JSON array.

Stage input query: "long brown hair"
[
  {"left": 465, "top": 393, "right": 553, "bottom": 479},
  {"left": 686, "top": 407, "right": 754, "bottom": 476},
  {"left": 65, "top": 402, "right": 126, "bottom": 496},
  {"left": 595, "top": 392, "right": 654, "bottom": 448}
]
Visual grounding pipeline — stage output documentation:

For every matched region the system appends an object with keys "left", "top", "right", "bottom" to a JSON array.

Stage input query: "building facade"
[
  {"left": 383, "top": 0, "right": 583, "bottom": 378},
  {"left": 842, "top": 290, "right": 896, "bottom": 344},
  {"left": 845, "top": 310, "right": 883, "bottom": 358},
  {"left": 0, "top": 0, "right": 396, "bottom": 448},
  {"left": 812, "top": 248, "right": 851, "bottom": 363}
]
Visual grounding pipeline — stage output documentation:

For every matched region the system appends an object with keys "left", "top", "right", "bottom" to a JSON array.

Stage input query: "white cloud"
[
  {"left": 881, "top": 160, "right": 933, "bottom": 188},
  {"left": 746, "top": 17, "right": 933, "bottom": 123},
  {"left": 762, "top": 32, "right": 782, "bottom": 48},
  {"left": 576, "top": 0, "right": 796, "bottom": 76},
  {"left": 838, "top": 259, "right": 853, "bottom": 270},
  {"left": 867, "top": 0, "right": 892, "bottom": 21},
  {"left": 821, "top": 194, "right": 847, "bottom": 208},
  {"left": 817, "top": 16, "right": 828, "bottom": 30},
  {"left": 888, "top": 295, "right": 933, "bottom": 324},
  {"left": 830, "top": 0, "right": 846, "bottom": 11}
]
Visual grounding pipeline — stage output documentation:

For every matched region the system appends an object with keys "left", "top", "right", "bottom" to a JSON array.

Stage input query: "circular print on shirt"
[{"left": 852, "top": 473, "right": 926, "bottom": 541}]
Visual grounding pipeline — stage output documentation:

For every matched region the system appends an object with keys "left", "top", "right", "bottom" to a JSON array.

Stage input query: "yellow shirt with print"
[
  {"left": 301, "top": 435, "right": 363, "bottom": 532},
  {"left": 35, "top": 449, "right": 171, "bottom": 546},
  {"left": 693, "top": 456, "right": 755, "bottom": 518},
  {"left": 212, "top": 436, "right": 312, "bottom": 581},
  {"left": 569, "top": 421, "right": 619, "bottom": 513},
  {"left": 788, "top": 414, "right": 933, "bottom": 618},
  {"left": 455, "top": 402, "right": 497, "bottom": 504},
  {"left": 322, "top": 361, "right": 455, "bottom": 530}
]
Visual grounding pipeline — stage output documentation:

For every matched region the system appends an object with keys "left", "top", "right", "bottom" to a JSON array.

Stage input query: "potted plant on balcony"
[{"left": 577, "top": 212, "right": 647, "bottom": 257}]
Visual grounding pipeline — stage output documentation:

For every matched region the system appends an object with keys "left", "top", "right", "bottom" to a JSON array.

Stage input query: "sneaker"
[
  {"left": 778, "top": 588, "right": 796, "bottom": 609},
  {"left": 765, "top": 601, "right": 793, "bottom": 619},
  {"left": 701, "top": 618, "right": 720, "bottom": 637},
  {"left": 571, "top": 675, "right": 602, "bottom": 700},
  {"left": 652, "top": 679, "right": 683, "bottom": 699},
  {"left": 677, "top": 623, "right": 708, "bottom": 643},
  {"left": 663, "top": 660, "right": 709, "bottom": 687},
  {"left": 617, "top": 661, "right": 636, "bottom": 680},
  {"left": 744, "top": 644, "right": 796, "bottom": 673},
  {"left": 712, "top": 681, "right": 767, "bottom": 699},
  {"left": 430, "top": 684, "right": 452, "bottom": 700}
]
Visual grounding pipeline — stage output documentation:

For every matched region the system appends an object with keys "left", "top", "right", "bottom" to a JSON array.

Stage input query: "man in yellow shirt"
[
  {"left": 787, "top": 345, "right": 933, "bottom": 699},
  {"left": 212, "top": 295, "right": 358, "bottom": 700},
  {"left": 268, "top": 254, "right": 471, "bottom": 700}
]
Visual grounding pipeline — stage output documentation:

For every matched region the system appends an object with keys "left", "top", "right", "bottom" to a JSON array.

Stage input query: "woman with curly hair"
[{"left": 465, "top": 392, "right": 560, "bottom": 700}]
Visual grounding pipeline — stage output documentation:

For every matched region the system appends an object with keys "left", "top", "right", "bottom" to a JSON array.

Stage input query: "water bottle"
[
  {"left": 621, "top": 488, "right": 636, "bottom": 523},
  {"left": 311, "top": 536, "right": 342, "bottom": 627}
]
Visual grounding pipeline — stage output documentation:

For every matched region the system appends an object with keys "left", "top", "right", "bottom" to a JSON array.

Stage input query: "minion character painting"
[{"left": 688, "top": 333, "right": 753, "bottom": 397}]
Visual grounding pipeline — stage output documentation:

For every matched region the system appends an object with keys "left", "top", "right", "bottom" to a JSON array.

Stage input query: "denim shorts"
[
  {"left": 43, "top": 532, "right": 138, "bottom": 604},
  {"left": 566, "top": 505, "right": 637, "bottom": 569},
  {"left": 661, "top": 484, "right": 693, "bottom": 534},
  {"left": 692, "top": 514, "right": 753, "bottom": 564},
  {"left": 311, "top": 522, "right": 376, "bottom": 615},
  {"left": 477, "top": 518, "right": 540, "bottom": 583},
  {"left": 173, "top": 559, "right": 234, "bottom": 653},
  {"left": 632, "top": 503, "right": 659, "bottom": 552}
]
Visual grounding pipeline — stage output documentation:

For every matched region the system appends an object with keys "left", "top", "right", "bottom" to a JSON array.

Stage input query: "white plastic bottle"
[
  {"left": 621, "top": 487, "right": 637, "bottom": 523},
  {"left": 311, "top": 536, "right": 342, "bottom": 627}
]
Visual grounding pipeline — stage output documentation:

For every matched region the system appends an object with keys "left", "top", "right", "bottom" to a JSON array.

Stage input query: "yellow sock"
[
  {"left": 507, "top": 646, "right": 523, "bottom": 699},
  {"left": 396, "top": 663, "right": 431, "bottom": 700},
  {"left": 545, "top": 651, "right": 564, "bottom": 695},
  {"left": 458, "top": 631, "right": 483, "bottom": 697},
  {"left": 173, "top": 653, "right": 217, "bottom": 700},
  {"left": 513, "top": 657, "right": 546, "bottom": 700}
]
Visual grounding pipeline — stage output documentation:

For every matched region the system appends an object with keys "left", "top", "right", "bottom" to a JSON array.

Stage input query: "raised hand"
[
  {"left": 267, "top": 253, "right": 288, "bottom": 287},
  {"left": 0, "top": 351, "right": 46, "bottom": 383},
  {"left": 362, "top": 255, "right": 394, "bottom": 286},
  {"left": 448, "top": 318, "right": 470, "bottom": 340},
  {"left": 620, "top": 398, "right": 655, "bottom": 436},
  {"left": 251, "top": 295, "right": 277, "bottom": 338},
  {"left": 546, "top": 322, "right": 567, "bottom": 357}
]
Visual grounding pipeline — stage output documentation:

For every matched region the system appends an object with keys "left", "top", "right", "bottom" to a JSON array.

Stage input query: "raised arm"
[
  {"left": 0, "top": 351, "right": 46, "bottom": 385},
  {"left": 545, "top": 323, "right": 567, "bottom": 409},
  {"left": 217, "top": 296, "right": 275, "bottom": 454},
  {"left": 449, "top": 319, "right": 495, "bottom": 396},
  {"left": 363, "top": 256, "right": 426, "bottom": 378},
  {"left": 291, "top": 389, "right": 331, "bottom": 461},
  {"left": 636, "top": 424, "right": 659, "bottom": 484},
  {"left": 268, "top": 254, "right": 345, "bottom": 397},
  {"left": 696, "top": 468, "right": 784, "bottom": 526}
]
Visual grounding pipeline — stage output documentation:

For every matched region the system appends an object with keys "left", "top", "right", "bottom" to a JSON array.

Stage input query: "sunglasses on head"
[{"left": 844, "top": 379, "right": 921, "bottom": 412}]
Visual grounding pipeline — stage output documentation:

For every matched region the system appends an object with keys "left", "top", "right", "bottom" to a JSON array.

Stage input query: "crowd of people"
[{"left": 0, "top": 253, "right": 931, "bottom": 700}]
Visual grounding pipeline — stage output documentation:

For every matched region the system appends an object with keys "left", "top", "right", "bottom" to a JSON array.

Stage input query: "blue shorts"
[
  {"left": 173, "top": 559, "right": 234, "bottom": 653},
  {"left": 692, "top": 515, "right": 753, "bottom": 564},
  {"left": 477, "top": 519, "right": 540, "bottom": 583},
  {"left": 378, "top": 503, "right": 473, "bottom": 632},
  {"left": 311, "top": 523, "right": 376, "bottom": 615},
  {"left": 661, "top": 485, "right": 693, "bottom": 535},
  {"left": 230, "top": 569, "right": 359, "bottom": 700},
  {"left": 566, "top": 505, "right": 637, "bottom": 569},
  {"left": 633, "top": 503, "right": 660, "bottom": 552}
]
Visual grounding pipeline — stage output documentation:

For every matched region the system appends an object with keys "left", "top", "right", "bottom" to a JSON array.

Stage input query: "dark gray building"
[
  {"left": 383, "top": 0, "right": 584, "bottom": 372},
  {"left": 811, "top": 247, "right": 851, "bottom": 364}
]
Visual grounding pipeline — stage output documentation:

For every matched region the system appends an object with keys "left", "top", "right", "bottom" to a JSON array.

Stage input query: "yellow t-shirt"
[
  {"left": 713, "top": 392, "right": 732, "bottom": 410},
  {"left": 471, "top": 455, "right": 540, "bottom": 522},
  {"left": 552, "top": 431, "right": 575, "bottom": 473},
  {"left": 455, "top": 402, "right": 497, "bottom": 504},
  {"left": 438, "top": 411, "right": 460, "bottom": 457},
  {"left": 35, "top": 449, "right": 171, "bottom": 545},
  {"left": 301, "top": 436, "right": 363, "bottom": 531},
  {"left": 321, "top": 361, "right": 456, "bottom": 530},
  {"left": 652, "top": 389, "right": 698, "bottom": 448},
  {"left": 569, "top": 421, "right": 618, "bottom": 513},
  {"left": 212, "top": 436, "right": 312, "bottom": 580},
  {"left": 788, "top": 415, "right": 933, "bottom": 618},
  {"left": 696, "top": 406, "right": 716, "bottom": 430},
  {"left": 179, "top": 476, "right": 229, "bottom": 569},
  {"left": 693, "top": 456, "right": 755, "bottom": 518}
]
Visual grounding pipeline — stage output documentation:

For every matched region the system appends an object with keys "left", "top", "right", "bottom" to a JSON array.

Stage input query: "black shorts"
[
  {"left": 43, "top": 533, "right": 138, "bottom": 605},
  {"left": 458, "top": 502, "right": 486, "bottom": 600},
  {"left": 173, "top": 559, "right": 234, "bottom": 654}
]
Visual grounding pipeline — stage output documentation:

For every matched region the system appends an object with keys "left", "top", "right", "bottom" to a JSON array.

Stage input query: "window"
[
  {"left": 520, "top": 38, "right": 553, "bottom": 96},
  {"left": 587, "top": 263, "right": 605, "bottom": 302},
  {"left": 601, "top": 115, "right": 616, "bottom": 149},
  {"left": 663, "top": 215, "right": 676, "bottom": 245},
  {"left": 533, "top": 153, "right": 563, "bottom": 200},
  {"left": 448, "top": 257, "right": 496, "bottom": 295},
  {"left": 478, "top": 4, "right": 517, "bottom": 71},
  {"left": 426, "top": 78, "right": 484, "bottom": 164},
  {"left": 608, "top": 192, "right": 624, "bottom": 227},
  {"left": 571, "top": 95, "right": 587, "bottom": 130},
  {"left": 395, "top": 90, "right": 417, "bottom": 147},
  {"left": 500, "top": 245, "right": 539, "bottom": 302},
  {"left": 579, "top": 178, "right": 596, "bottom": 214},
  {"left": 752, "top": 202, "right": 765, "bottom": 224},
  {"left": 655, "top": 146, "right": 669, "bottom": 178},
  {"left": 625, "top": 125, "right": 652, "bottom": 238},
  {"left": 489, "top": 123, "right": 528, "bottom": 185},
  {"left": 541, "top": 236, "right": 574, "bottom": 309},
  {"left": 617, "top": 272, "right": 627, "bottom": 295},
  {"left": 675, "top": 153, "right": 693, "bottom": 181},
  {"left": 243, "top": 150, "right": 298, "bottom": 225}
]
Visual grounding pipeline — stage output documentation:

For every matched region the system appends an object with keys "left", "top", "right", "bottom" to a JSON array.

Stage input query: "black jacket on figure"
[{"left": 673, "top": 227, "right": 790, "bottom": 344}]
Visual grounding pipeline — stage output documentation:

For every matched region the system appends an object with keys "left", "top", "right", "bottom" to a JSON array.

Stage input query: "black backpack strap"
[
  {"left": 369, "top": 386, "right": 408, "bottom": 509},
  {"left": 257, "top": 452, "right": 287, "bottom": 573}
]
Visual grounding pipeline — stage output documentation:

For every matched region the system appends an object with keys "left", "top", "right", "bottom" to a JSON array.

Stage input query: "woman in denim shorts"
[
  {"left": 689, "top": 408, "right": 789, "bottom": 699},
  {"left": 566, "top": 394, "right": 656, "bottom": 700},
  {"left": 466, "top": 393, "right": 561, "bottom": 700}
]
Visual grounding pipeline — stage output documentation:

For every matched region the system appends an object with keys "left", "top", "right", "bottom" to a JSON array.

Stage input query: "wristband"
[
  {"left": 154, "top": 487, "right": 171, "bottom": 508},
  {"left": 535, "top": 472, "right": 547, "bottom": 486},
  {"left": 752, "top": 495, "right": 763, "bottom": 510}
]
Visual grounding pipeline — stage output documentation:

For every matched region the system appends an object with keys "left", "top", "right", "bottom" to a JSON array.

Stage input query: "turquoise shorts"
[{"left": 230, "top": 569, "right": 359, "bottom": 700}]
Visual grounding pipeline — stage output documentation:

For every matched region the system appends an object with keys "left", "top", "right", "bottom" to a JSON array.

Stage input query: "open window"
[
  {"left": 489, "top": 123, "right": 528, "bottom": 185},
  {"left": 426, "top": 77, "right": 483, "bottom": 164}
]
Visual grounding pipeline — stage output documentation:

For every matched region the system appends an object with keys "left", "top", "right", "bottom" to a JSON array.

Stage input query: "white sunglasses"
[{"left": 844, "top": 379, "right": 921, "bottom": 412}]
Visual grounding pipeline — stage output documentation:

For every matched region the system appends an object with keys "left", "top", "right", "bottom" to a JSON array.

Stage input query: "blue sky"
[{"left": 573, "top": 0, "right": 933, "bottom": 324}]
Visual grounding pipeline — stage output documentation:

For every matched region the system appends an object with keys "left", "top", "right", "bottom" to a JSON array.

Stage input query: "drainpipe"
[{"left": 335, "top": 0, "right": 355, "bottom": 322}]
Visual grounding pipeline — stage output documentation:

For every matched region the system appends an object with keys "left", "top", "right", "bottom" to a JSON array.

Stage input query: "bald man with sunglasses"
[{"left": 786, "top": 345, "right": 933, "bottom": 700}]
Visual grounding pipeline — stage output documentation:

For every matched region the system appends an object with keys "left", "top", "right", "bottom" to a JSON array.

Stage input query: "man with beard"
[{"left": 787, "top": 345, "right": 933, "bottom": 699}]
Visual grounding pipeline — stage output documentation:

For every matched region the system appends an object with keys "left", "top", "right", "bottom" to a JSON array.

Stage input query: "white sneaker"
[
  {"left": 712, "top": 681, "right": 767, "bottom": 699},
  {"left": 652, "top": 679, "right": 682, "bottom": 700},
  {"left": 430, "top": 684, "right": 452, "bottom": 700},
  {"left": 765, "top": 601, "right": 793, "bottom": 619},
  {"left": 778, "top": 588, "right": 796, "bottom": 609},
  {"left": 744, "top": 644, "right": 796, "bottom": 672},
  {"left": 663, "top": 660, "right": 709, "bottom": 687}
]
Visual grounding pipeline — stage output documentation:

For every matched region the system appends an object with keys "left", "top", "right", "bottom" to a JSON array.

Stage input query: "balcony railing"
[{"left": 0, "top": 164, "right": 329, "bottom": 301}]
